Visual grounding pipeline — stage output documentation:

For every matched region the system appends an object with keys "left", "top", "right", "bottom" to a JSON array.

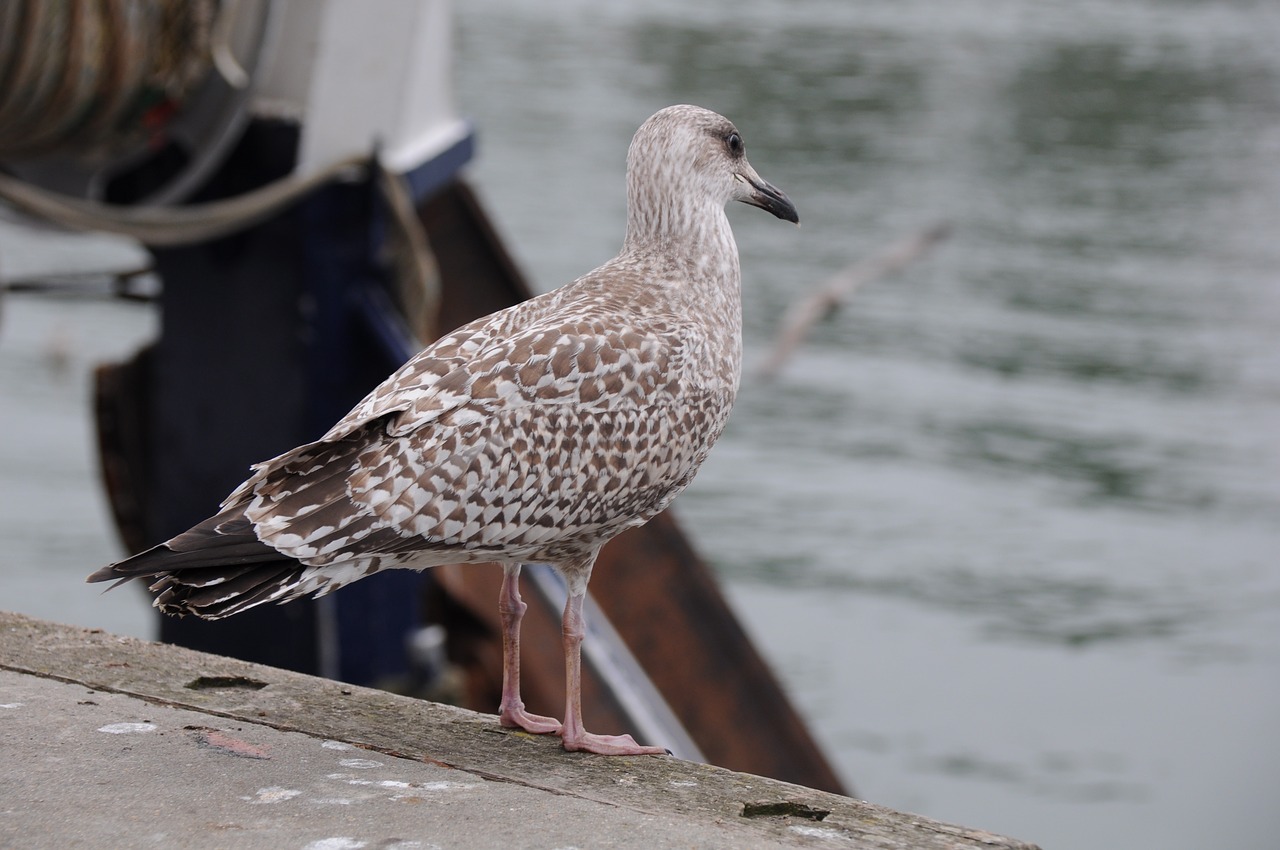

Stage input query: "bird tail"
[{"left": 87, "top": 507, "right": 309, "bottom": 620}]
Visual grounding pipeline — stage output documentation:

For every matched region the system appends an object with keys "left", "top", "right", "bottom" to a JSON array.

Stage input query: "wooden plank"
[{"left": 593, "top": 518, "right": 844, "bottom": 791}]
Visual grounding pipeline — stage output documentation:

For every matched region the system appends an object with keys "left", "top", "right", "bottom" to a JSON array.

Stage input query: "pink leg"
[
  {"left": 560, "top": 589, "right": 666, "bottom": 756},
  {"left": 497, "top": 563, "right": 561, "bottom": 734}
]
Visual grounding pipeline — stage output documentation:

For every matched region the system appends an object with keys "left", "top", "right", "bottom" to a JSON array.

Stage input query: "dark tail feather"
[
  {"left": 87, "top": 507, "right": 309, "bottom": 619},
  {"left": 152, "top": 563, "right": 308, "bottom": 619}
]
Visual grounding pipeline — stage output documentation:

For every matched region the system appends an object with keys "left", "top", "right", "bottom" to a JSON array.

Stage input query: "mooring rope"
[
  {"left": 0, "top": 155, "right": 368, "bottom": 245},
  {"left": 0, "top": 156, "right": 445, "bottom": 344}
]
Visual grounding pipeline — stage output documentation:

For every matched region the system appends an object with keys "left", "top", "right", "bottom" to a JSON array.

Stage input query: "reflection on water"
[
  {"left": 949, "top": 417, "right": 1206, "bottom": 506},
  {"left": 634, "top": 20, "right": 928, "bottom": 164}
]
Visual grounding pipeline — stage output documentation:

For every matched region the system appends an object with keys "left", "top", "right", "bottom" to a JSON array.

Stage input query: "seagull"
[{"left": 88, "top": 104, "right": 799, "bottom": 756}]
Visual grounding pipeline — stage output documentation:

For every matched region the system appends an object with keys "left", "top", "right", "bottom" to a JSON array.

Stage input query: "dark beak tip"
[
  {"left": 766, "top": 195, "right": 800, "bottom": 225},
  {"left": 743, "top": 176, "right": 799, "bottom": 224}
]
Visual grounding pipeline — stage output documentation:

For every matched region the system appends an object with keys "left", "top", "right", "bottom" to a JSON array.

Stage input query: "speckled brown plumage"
[{"left": 89, "top": 104, "right": 798, "bottom": 755}]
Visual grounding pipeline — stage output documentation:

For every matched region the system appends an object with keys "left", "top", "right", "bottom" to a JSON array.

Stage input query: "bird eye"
[{"left": 725, "top": 132, "right": 744, "bottom": 156}]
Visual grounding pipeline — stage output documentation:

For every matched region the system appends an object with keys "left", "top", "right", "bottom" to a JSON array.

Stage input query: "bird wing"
[{"left": 236, "top": 312, "right": 728, "bottom": 566}]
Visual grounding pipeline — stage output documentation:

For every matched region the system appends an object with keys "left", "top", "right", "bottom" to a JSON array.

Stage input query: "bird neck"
[
  {"left": 613, "top": 190, "right": 743, "bottom": 391},
  {"left": 621, "top": 191, "right": 739, "bottom": 272}
]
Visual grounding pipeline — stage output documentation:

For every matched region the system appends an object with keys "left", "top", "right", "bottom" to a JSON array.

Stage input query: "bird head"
[{"left": 624, "top": 105, "right": 799, "bottom": 247}]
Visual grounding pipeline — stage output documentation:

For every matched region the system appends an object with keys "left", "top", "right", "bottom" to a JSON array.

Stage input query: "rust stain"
[{"left": 191, "top": 727, "right": 272, "bottom": 759}]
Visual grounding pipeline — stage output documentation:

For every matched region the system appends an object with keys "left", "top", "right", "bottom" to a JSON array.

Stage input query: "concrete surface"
[{"left": 0, "top": 611, "right": 1040, "bottom": 849}]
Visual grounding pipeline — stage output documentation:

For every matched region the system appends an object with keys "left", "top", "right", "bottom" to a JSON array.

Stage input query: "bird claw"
[
  {"left": 500, "top": 705, "right": 562, "bottom": 735},
  {"left": 561, "top": 730, "right": 668, "bottom": 757}
]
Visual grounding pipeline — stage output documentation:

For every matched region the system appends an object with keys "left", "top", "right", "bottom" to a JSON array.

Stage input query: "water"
[
  {"left": 0, "top": 224, "right": 157, "bottom": 638},
  {"left": 451, "top": 2, "right": 1280, "bottom": 847},
  {"left": 3, "top": 1, "right": 1279, "bottom": 847}
]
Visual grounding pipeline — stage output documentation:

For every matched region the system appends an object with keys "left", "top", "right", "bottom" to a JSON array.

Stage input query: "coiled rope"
[
  {"left": 0, "top": 0, "right": 216, "bottom": 159},
  {"left": 0, "top": 0, "right": 442, "bottom": 340}
]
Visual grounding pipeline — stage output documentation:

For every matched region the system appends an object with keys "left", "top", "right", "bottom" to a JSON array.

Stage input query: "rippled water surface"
[
  {"left": 451, "top": 2, "right": 1280, "bottom": 847},
  {"left": 2, "top": 2, "right": 1278, "bottom": 848}
]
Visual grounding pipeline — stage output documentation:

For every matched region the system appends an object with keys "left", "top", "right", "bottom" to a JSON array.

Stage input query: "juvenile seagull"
[{"left": 89, "top": 104, "right": 798, "bottom": 756}]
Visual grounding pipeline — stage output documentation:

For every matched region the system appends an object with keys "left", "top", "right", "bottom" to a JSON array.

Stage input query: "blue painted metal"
[
  {"left": 301, "top": 129, "right": 475, "bottom": 687},
  {"left": 150, "top": 121, "right": 476, "bottom": 688},
  {"left": 399, "top": 128, "right": 475, "bottom": 204}
]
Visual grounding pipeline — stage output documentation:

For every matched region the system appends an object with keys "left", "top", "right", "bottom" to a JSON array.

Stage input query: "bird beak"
[{"left": 737, "top": 167, "right": 799, "bottom": 224}]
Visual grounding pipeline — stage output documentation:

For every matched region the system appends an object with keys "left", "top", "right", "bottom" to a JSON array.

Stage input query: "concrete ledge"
[{"left": 0, "top": 611, "right": 1040, "bottom": 849}]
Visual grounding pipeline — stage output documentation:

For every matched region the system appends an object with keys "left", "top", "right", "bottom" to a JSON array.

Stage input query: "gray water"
[{"left": 2, "top": 1, "right": 1279, "bottom": 848}]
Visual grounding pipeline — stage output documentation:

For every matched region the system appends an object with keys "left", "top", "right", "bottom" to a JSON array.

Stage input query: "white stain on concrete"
[
  {"left": 97, "top": 722, "right": 157, "bottom": 734},
  {"left": 668, "top": 779, "right": 698, "bottom": 788},
  {"left": 417, "top": 781, "right": 475, "bottom": 792},
  {"left": 788, "top": 824, "right": 849, "bottom": 841},
  {"left": 303, "top": 839, "right": 366, "bottom": 850},
  {"left": 326, "top": 772, "right": 475, "bottom": 797},
  {"left": 321, "top": 740, "right": 354, "bottom": 751},
  {"left": 337, "top": 758, "right": 383, "bottom": 769},
  {"left": 244, "top": 786, "right": 303, "bottom": 804},
  {"left": 303, "top": 840, "right": 428, "bottom": 850},
  {"left": 388, "top": 780, "right": 477, "bottom": 801},
  {"left": 0, "top": 703, "right": 23, "bottom": 709}
]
